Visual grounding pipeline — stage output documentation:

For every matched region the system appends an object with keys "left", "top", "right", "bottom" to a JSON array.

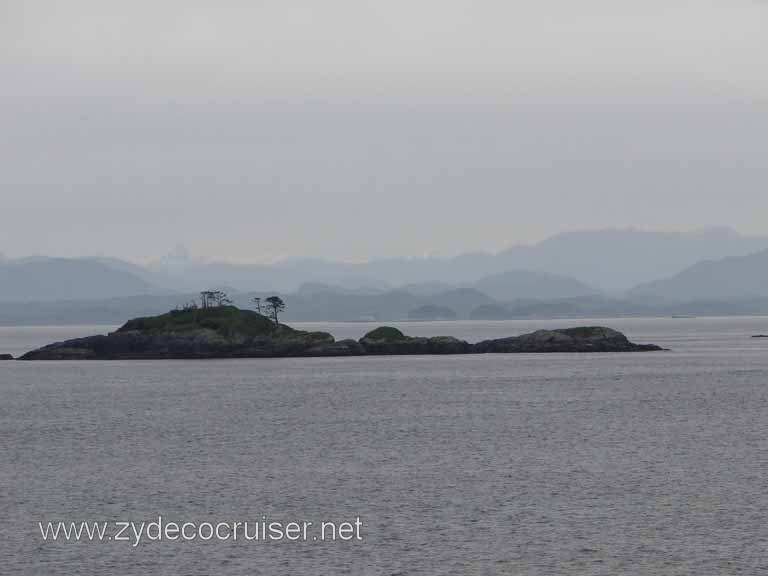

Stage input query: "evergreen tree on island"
[{"left": 265, "top": 296, "right": 285, "bottom": 324}]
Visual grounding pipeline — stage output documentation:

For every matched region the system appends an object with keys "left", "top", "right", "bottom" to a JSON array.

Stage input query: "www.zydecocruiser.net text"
[{"left": 38, "top": 516, "right": 364, "bottom": 547}]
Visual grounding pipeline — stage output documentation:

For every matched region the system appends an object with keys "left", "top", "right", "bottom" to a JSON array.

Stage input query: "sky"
[{"left": 1, "top": 0, "right": 767, "bottom": 263}]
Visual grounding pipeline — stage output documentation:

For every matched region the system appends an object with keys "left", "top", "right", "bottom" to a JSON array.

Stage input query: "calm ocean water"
[{"left": 2, "top": 317, "right": 768, "bottom": 575}]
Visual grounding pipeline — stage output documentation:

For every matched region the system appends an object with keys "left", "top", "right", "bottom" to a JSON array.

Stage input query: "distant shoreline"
[{"left": 4, "top": 312, "right": 768, "bottom": 329}]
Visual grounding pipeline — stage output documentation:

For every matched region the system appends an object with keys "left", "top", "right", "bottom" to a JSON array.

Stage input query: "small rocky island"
[{"left": 18, "top": 306, "right": 663, "bottom": 360}]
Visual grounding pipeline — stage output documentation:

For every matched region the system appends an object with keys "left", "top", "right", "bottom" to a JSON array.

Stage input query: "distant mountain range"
[
  {"left": 132, "top": 227, "right": 768, "bottom": 294},
  {"left": 0, "top": 258, "right": 168, "bottom": 302},
  {"left": 2, "top": 227, "right": 768, "bottom": 324},
  {"left": 4, "top": 286, "right": 768, "bottom": 326},
  {"left": 472, "top": 269, "right": 598, "bottom": 301},
  {"left": 491, "top": 227, "right": 768, "bottom": 292},
  {"left": 629, "top": 249, "right": 768, "bottom": 302}
]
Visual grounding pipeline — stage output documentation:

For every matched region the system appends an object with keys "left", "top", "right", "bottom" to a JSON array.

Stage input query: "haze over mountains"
[
  {"left": 630, "top": 249, "right": 768, "bottom": 302},
  {"left": 2, "top": 227, "right": 768, "bottom": 324},
  {"left": 150, "top": 227, "right": 767, "bottom": 294},
  {"left": 0, "top": 258, "right": 167, "bottom": 302}
]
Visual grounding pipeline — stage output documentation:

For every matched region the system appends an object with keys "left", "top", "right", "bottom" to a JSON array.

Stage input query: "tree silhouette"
[
  {"left": 265, "top": 296, "right": 285, "bottom": 324},
  {"left": 200, "top": 290, "right": 230, "bottom": 309},
  {"left": 252, "top": 297, "right": 262, "bottom": 314},
  {"left": 200, "top": 290, "right": 215, "bottom": 309}
]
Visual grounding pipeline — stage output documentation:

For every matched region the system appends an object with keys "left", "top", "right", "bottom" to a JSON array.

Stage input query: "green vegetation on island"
[{"left": 18, "top": 294, "right": 664, "bottom": 360}]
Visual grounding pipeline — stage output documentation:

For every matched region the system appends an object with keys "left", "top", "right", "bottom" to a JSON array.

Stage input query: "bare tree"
[
  {"left": 265, "top": 296, "right": 285, "bottom": 324},
  {"left": 252, "top": 297, "right": 261, "bottom": 314}
]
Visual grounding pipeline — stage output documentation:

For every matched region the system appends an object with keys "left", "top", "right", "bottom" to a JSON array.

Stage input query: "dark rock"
[
  {"left": 304, "top": 339, "right": 364, "bottom": 356},
  {"left": 475, "top": 326, "right": 664, "bottom": 353},
  {"left": 359, "top": 326, "right": 473, "bottom": 355},
  {"left": 20, "top": 307, "right": 334, "bottom": 360},
  {"left": 0, "top": 353, "right": 13, "bottom": 360},
  {"left": 19, "top": 307, "right": 663, "bottom": 359},
  {"left": 362, "top": 326, "right": 406, "bottom": 341}
]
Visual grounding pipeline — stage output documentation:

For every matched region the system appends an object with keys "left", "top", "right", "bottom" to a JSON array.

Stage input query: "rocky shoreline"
[{"left": 16, "top": 306, "right": 664, "bottom": 360}]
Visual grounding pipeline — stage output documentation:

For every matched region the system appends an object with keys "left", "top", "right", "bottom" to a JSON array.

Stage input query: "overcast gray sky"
[{"left": 1, "top": 0, "right": 767, "bottom": 262}]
